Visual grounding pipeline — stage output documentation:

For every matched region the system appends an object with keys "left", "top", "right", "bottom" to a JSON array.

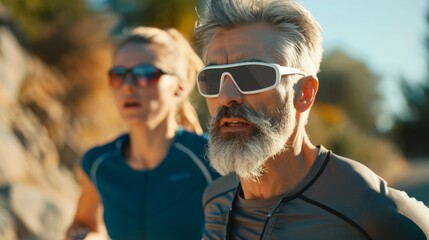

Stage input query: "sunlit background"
[
  {"left": 0, "top": 0, "right": 428, "bottom": 239},
  {"left": 299, "top": 0, "right": 428, "bottom": 130}
]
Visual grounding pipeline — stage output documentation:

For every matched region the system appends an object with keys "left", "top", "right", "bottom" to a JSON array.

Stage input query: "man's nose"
[{"left": 217, "top": 74, "right": 243, "bottom": 107}]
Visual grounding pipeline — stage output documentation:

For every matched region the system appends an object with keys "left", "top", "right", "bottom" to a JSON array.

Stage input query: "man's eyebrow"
[
  {"left": 205, "top": 59, "right": 266, "bottom": 66},
  {"left": 206, "top": 62, "right": 219, "bottom": 66},
  {"left": 241, "top": 59, "right": 265, "bottom": 63}
]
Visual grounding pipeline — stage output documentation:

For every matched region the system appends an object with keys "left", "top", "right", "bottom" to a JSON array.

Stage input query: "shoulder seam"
[
  {"left": 298, "top": 195, "right": 373, "bottom": 240},
  {"left": 204, "top": 187, "right": 237, "bottom": 207},
  {"left": 282, "top": 150, "right": 331, "bottom": 202},
  {"left": 174, "top": 142, "right": 213, "bottom": 184},
  {"left": 89, "top": 152, "right": 117, "bottom": 190}
]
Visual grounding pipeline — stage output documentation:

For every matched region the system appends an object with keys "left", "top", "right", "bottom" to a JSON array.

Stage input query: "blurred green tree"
[
  {"left": 395, "top": 8, "right": 429, "bottom": 157},
  {"left": 0, "top": 0, "right": 89, "bottom": 64},
  {"left": 107, "top": 0, "right": 199, "bottom": 37},
  {"left": 316, "top": 50, "right": 381, "bottom": 133},
  {"left": 0, "top": 0, "right": 87, "bottom": 40},
  {"left": 0, "top": 0, "right": 202, "bottom": 64},
  {"left": 307, "top": 50, "right": 409, "bottom": 182}
]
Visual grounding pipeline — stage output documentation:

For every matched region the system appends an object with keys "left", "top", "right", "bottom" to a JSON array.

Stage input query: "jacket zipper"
[{"left": 260, "top": 198, "right": 284, "bottom": 239}]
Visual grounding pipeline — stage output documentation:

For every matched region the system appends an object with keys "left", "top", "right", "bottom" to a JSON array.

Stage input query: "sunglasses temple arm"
[{"left": 279, "top": 67, "right": 306, "bottom": 76}]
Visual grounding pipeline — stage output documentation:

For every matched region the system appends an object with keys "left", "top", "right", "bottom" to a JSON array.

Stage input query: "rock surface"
[{"left": 0, "top": 6, "right": 124, "bottom": 239}]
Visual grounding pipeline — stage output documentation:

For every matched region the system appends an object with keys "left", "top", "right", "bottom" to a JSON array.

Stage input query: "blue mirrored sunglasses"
[{"left": 108, "top": 64, "right": 168, "bottom": 88}]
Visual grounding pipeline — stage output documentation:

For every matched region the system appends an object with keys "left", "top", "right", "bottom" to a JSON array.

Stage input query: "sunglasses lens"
[
  {"left": 132, "top": 66, "right": 159, "bottom": 78},
  {"left": 133, "top": 65, "right": 162, "bottom": 86},
  {"left": 232, "top": 65, "right": 277, "bottom": 92},
  {"left": 198, "top": 64, "right": 278, "bottom": 96},
  {"left": 197, "top": 69, "right": 222, "bottom": 96},
  {"left": 108, "top": 67, "right": 127, "bottom": 88}
]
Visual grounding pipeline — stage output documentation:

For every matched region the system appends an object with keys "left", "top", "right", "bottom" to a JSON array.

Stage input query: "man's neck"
[{"left": 240, "top": 133, "right": 318, "bottom": 200}]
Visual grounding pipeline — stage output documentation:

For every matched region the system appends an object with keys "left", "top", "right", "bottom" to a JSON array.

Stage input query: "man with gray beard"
[
  {"left": 194, "top": 0, "right": 429, "bottom": 239},
  {"left": 208, "top": 103, "right": 293, "bottom": 180}
]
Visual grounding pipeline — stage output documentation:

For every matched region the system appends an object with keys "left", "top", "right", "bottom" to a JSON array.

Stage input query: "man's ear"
[{"left": 294, "top": 75, "right": 319, "bottom": 112}]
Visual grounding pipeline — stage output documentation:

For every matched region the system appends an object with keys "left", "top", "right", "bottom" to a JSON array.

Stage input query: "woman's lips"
[{"left": 123, "top": 99, "right": 141, "bottom": 108}]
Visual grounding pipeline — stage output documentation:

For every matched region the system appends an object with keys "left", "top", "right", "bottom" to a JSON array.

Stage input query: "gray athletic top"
[{"left": 203, "top": 146, "right": 429, "bottom": 240}]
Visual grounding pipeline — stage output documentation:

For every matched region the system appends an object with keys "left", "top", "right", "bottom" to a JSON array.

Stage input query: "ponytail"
[{"left": 165, "top": 29, "right": 204, "bottom": 135}]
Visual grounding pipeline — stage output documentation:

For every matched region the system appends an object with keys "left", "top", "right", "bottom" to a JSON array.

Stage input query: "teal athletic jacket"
[
  {"left": 82, "top": 128, "right": 219, "bottom": 240},
  {"left": 202, "top": 146, "right": 429, "bottom": 240}
]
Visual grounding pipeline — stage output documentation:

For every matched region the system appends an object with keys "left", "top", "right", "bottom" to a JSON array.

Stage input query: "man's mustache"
[{"left": 211, "top": 104, "right": 262, "bottom": 125}]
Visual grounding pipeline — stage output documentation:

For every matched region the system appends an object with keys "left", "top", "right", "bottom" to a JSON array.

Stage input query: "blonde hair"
[
  {"left": 117, "top": 27, "right": 204, "bottom": 134},
  {"left": 194, "top": 0, "right": 323, "bottom": 75}
]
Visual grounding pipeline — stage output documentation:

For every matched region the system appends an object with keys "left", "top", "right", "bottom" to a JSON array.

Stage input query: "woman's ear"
[
  {"left": 174, "top": 80, "right": 185, "bottom": 97},
  {"left": 294, "top": 75, "right": 319, "bottom": 112}
]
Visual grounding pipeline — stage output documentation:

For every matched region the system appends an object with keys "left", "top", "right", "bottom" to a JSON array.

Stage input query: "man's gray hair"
[{"left": 194, "top": 0, "right": 323, "bottom": 75}]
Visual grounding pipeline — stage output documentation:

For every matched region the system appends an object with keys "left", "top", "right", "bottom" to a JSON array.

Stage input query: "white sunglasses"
[{"left": 196, "top": 62, "right": 305, "bottom": 97}]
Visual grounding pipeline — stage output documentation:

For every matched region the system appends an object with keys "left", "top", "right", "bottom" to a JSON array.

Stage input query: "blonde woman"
[{"left": 66, "top": 27, "right": 219, "bottom": 240}]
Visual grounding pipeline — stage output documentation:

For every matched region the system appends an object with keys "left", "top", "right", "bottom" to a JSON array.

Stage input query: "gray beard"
[{"left": 207, "top": 103, "right": 295, "bottom": 181}]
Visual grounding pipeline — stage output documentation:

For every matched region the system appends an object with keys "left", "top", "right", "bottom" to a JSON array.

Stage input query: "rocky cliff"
[{"left": 0, "top": 6, "right": 124, "bottom": 239}]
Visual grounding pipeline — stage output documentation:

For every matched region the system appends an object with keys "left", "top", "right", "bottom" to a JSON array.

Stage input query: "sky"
[{"left": 297, "top": 0, "right": 428, "bottom": 128}]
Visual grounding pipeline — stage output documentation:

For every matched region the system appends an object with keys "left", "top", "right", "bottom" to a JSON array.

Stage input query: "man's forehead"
[{"left": 205, "top": 23, "right": 279, "bottom": 65}]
